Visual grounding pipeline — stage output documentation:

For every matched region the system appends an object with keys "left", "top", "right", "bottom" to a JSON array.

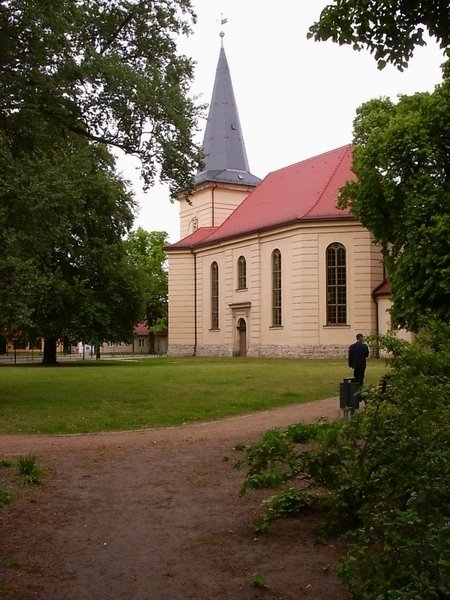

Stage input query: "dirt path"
[{"left": 0, "top": 398, "right": 350, "bottom": 600}]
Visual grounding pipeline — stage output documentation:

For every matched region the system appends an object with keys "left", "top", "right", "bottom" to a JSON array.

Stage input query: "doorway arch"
[{"left": 237, "top": 318, "right": 247, "bottom": 357}]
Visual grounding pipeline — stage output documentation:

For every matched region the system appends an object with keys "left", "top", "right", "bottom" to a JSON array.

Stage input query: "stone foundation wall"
[
  {"left": 168, "top": 343, "right": 349, "bottom": 359},
  {"left": 247, "top": 344, "right": 349, "bottom": 359},
  {"left": 195, "top": 344, "right": 234, "bottom": 357},
  {"left": 167, "top": 344, "right": 234, "bottom": 357},
  {"left": 166, "top": 344, "right": 195, "bottom": 357}
]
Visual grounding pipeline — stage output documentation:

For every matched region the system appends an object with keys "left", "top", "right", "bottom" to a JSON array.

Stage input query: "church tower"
[{"left": 178, "top": 32, "right": 260, "bottom": 240}]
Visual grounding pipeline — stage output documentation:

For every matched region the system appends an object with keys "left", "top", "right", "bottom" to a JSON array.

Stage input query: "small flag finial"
[{"left": 219, "top": 13, "right": 227, "bottom": 44}]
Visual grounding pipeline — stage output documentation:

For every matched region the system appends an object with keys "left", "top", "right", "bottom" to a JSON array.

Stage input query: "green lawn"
[{"left": 0, "top": 357, "right": 388, "bottom": 434}]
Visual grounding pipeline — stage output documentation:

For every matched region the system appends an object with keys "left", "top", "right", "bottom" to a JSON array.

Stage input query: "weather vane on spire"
[{"left": 219, "top": 13, "right": 227, "bottom": 44}]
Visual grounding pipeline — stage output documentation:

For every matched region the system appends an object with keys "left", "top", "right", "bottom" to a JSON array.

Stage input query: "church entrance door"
[{"left": 237, "top": 318, "right": 247, "bottom": 357}]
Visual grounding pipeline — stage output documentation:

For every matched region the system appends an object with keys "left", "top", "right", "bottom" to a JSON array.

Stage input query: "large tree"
[
  {"left": 0, "top": 0, "right": 202, "bottom": 196},
  {"left": 1, "top": 115, "right": 147, "bottom": 364},
  {"left": 309, "top": 0, "right": 449, "bottom": 70},
  {"left": 338, "top": 74, "right": 450, "bottom": 331},
  {"left": 0, "top": 0, "right": 203, "bottom": 362}
]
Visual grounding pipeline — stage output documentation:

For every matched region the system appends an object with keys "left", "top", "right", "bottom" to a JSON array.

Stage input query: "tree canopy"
[
  {"left": 0, "top": 0, "right": 203, "bottom": 362},
  {"left": 0, "top": 0, "right": 202, "bottom": 196},
  {"left": 338, "top": 69, "right": 450, "bottom": 331},
  {"left": 1, "top": 117, "right": 147, "bottom": 363},
  {"left": 309, "top": 0, "right": 450, "bottom": 70}
]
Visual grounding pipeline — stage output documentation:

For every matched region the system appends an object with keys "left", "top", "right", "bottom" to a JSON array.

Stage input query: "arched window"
[
  {"left": 211, "top": 261, "right": 219, "bottom": 329},
  {"left": 272, "top": 249, "right": 282, "bottom": 326},
  {"left": 326, "top": 243, "right": 347, "bottom": 325},
  {"left": 237, "top": 255, "right": 246, "bottom": 289}
]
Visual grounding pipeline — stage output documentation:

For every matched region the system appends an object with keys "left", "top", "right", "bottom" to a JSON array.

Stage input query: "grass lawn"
[{"left": 0, "top": 357, "right": 388, "bottom": 434}]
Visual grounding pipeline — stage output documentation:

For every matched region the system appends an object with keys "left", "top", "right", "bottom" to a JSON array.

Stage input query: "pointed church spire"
[{"left": 195, "top": 34, "right": 260, "bottom": 187}]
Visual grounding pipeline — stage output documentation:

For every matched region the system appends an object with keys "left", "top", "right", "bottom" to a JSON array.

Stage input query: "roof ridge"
[
  {"left": 301, "top": 145, "right": 351, "bottom": 219},
  {"left": 267, "top": 144, "right": 352, "bottom": 178}
]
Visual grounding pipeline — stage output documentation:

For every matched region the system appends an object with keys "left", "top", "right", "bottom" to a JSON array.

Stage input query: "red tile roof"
[
  {"left": 134, "top": 323, "right": 149, "bottom": 336},
  {"left": 168, "top": 227, "right": 218, "bottom": 249},
  {"left": 170, "top": 145, "right": 355, "bottom": 249},
  {"left": 373, "top": 280, "right": 391, "bottom": 296}
]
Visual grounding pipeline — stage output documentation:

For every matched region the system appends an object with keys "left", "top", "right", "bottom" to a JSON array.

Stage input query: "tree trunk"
[
  {"left": 62, "top": 337, "right": 71, "bottom": 354},
  {"left": 149, "top": 331, "right": 155, "bottom": 354},
  {"left": 42, "top": 337, "right": 58, "bottom": 366}
]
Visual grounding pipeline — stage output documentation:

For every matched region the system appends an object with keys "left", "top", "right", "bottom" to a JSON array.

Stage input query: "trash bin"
[{"left": 339, "top": 377, "right": 361, "bottom": 410}]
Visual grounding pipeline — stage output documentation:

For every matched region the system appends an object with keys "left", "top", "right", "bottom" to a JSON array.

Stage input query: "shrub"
[{"left": 235, "top": 325, "right": 450, "bottom": 599}]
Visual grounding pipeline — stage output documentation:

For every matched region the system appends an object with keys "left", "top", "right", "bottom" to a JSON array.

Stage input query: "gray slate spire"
[{"left": 195, "top": 43, "right": 260, "bottom": 186}]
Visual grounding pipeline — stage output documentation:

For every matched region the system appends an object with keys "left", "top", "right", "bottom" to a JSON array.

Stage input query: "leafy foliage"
[
  {"left": 251, "top": 572, "right": 267, "bottom": 588},
  {"left": 303, "top": 4, "right": 450, "bottom": 597},
  {"left": 0, "top": 1, "right": 201, "bottom": 360},
  {"left": 125, "top": 228, "right": 169, "bottom": 336},
  {"left": 235, "top": 328, "right": 450, "bottom": 598},
  {"left": 308, "top": 0, "right": 449, "bottom": 71},
  {"left": 0, "top": 122, "right": 148, "bottom": 362},
  {"left": 337, "top": 68, "right": 450, "bottom": 332},
  {"left": 0, "top": 0, "right": 203, "bottom": 196}
]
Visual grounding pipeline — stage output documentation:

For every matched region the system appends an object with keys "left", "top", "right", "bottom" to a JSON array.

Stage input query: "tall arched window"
[
  {"left": 272, "top": 249, "right": 282, "bottom": 326},
  {"left": 326, "top": 243, "right": 347, "bottom": 325},
  {"left": 211, "top": 261, "right": 219, "bottom": 329},
  {"left": 237, "top": 255, "right": 246, "bottom": 289}
]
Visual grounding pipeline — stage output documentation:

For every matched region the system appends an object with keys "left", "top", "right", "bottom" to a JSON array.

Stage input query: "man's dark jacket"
[{"left": 348, "top": 340, "right": 369, "bottom": 369}]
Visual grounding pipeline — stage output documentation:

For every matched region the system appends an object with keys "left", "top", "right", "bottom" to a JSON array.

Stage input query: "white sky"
[{"left": 125, "top": 0, "right": 446, "bottom": 242}]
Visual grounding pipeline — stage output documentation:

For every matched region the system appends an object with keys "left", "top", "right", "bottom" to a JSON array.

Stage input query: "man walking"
[{"left": 348, "top": 333, "right": 369, "bottom": 385}]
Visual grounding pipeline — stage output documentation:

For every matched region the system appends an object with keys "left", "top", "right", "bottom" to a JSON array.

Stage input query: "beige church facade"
[{"left": 166, "top": 41, "right": 395, "bottom": 358}]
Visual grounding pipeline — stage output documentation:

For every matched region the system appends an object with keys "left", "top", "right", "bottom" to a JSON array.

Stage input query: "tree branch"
[{"left": 98, "top": 1, "right": 148, "bottom": 56}]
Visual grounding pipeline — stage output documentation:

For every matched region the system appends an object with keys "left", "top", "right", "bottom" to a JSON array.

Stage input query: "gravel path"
[{"left": 0, "top": 397, "right": 350, "bottom": 600}]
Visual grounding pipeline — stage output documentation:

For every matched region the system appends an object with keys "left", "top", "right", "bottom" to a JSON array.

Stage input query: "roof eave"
[{"left": 184, "top": 214, "right": 356, "bottom": 250}]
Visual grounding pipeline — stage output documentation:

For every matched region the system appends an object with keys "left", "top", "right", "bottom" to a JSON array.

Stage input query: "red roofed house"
[{"left": 166, "top": 38, "right": 397, "bottom": 358}]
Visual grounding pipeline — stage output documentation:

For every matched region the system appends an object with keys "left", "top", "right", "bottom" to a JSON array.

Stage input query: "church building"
[{"left": 166, "top": 37, "right": 391, "bottom": 358}]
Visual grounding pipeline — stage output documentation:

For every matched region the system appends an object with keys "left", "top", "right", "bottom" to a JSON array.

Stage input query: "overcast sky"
[{"left": 126, "top": 0, "right": 446, "bottom": 242}]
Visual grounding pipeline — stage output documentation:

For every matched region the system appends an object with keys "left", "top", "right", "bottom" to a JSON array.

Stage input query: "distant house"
[
  {"left": 99, "top": 324, "right": 168, "bottom": 356},
  {"left": 166, "top": 38, "right": 408, "bottom": 359},
  {"left": 0, "top": 326, "right": 168, "bottom": 358},
  {"left": 133, "top": 323, "right": 149, "bottom": 354}
]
